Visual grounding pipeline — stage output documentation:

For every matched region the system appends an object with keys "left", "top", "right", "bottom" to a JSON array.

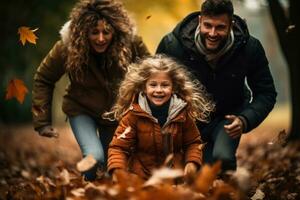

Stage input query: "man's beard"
[{"left": 200, "top": 33, "right": 228, "bottom": 54}]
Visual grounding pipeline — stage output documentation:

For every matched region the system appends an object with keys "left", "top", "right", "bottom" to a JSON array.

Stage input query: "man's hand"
[
  {"left": 224, "top": 115, "right": 244, "bottom": 139},
  {"left": 38, "top": 125, "right": 59, "bottom": 138}
]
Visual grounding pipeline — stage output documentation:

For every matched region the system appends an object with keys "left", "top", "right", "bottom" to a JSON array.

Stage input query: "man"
[{"left": 156, "top": 0, "right": 277, "bottom": 172}]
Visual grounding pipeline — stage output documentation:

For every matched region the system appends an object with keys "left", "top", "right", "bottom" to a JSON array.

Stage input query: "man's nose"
[{"left": 208, "top": 28, "right": 217, "bottom": 37}]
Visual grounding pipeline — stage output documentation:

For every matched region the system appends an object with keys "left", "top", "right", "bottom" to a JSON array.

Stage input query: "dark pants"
[{"left": 198, "top": 117, "right": 241, "bottom": 172}]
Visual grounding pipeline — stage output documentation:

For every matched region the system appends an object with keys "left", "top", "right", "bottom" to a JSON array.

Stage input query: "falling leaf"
[
  {"left": 5, "top": 78, "right": 28, "bottom": 104},
  {"left": 18, "top": 26, "right": 38, "bottom": 45},
  {"left": 194, "top": 161, "right": 221, "bottom": 194},
  {"left": 76, "top": 154, "right": 97, "bottom": 172},
  {"left": 146, "top": 15, "right": 152, "bottom": 20},
  {"left": 143, "top": 167, "right": 183, "bottom": 187}
]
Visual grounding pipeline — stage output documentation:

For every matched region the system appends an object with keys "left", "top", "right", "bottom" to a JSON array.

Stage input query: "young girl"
[{"left": 104, "top": 55, "right": 215, "bottom": 180}]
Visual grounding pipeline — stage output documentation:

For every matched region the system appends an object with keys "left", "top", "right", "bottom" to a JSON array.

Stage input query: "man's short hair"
[{"left": 201, "top": 0, "right": 234, "bottom": 18}]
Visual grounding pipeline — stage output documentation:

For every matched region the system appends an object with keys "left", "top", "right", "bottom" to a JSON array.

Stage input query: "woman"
[{"left": 32, "top": 0, "right": 149, "bottom": 181}]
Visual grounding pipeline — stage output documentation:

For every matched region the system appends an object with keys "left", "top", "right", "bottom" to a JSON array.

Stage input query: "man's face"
[{"left": 199, "top": 14, "right": 232, "bottom": 53}]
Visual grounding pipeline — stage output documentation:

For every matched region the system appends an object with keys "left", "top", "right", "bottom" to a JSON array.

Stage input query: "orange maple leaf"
[
  {"left": 194, "top": 161, "right": 222, "bottom": 194},
  {"left": 18, "top": 26, "right": 38, "bottom": 45},
  {"left": 5, "top": 78, "right": 29, "bottom": 104}
]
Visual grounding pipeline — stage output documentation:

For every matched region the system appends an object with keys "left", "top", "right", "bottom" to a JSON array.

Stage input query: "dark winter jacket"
[
  {"left": 156, "top": 12, "right": 277, "bottom": 132},
  {"left": 108, "top": 94, "right": 202, "bottom": 179},
  {"left": 32, "top": 24, "right": 150, "bottom": 131}
]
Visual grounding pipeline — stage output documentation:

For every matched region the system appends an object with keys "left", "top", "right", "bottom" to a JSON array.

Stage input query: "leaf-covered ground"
[{"left": 0, "top": 125, "right": 299, "bottom": 200}]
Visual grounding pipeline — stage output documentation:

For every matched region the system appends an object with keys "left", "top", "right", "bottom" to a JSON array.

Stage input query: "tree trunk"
[{"left": 266, "top": 0, "right": 300, "bottom": 140}]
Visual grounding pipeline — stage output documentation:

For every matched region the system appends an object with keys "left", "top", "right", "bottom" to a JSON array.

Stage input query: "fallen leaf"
[
  {"left": 71, "top": 188, "right": 85, "bottom": 197},
  {"left": 5, "top": 78, "right": 28, "bottom": 104},
  {"left": 76, "top": 154, "right": 97, "bottom": 172},
  {"left": 59, "top": 168, "right": 70, "bottom": 185},
  {"left": 194, "top": 161, "right": 221, "bottom": 194},
  {"left": 251, "top": 188, "right": 265, "bottom": 200},
  {"left": 18, "top": 26, "right": 38, "bottom": 45},
  {"left": 144, "top": 167, "right": 183, "bottom": 187}
]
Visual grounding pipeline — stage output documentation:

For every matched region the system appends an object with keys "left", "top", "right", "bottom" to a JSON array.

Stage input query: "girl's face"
[
  {"left": 88, "top": 19, "right": 113, "bottom": 53},
  {"left": 144, "top": 71, "right": 173, "bottom": 106}
]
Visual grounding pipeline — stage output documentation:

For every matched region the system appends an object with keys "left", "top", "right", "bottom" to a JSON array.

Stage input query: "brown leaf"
[
  {"left": 146, "top": 15, "right": 152, "bottom": 20},
  {"left": 18, "top": 26, "right": 38, "bottom": 45},
  {"left": 143, "top": 167, "right": 183, "bottom": 187},
  {"left": 5, "top": 78, "right": 28, "bottom": 104},
  {"left": 194, "top": 161, "right": 222, "bottom": 194},
  {"left": 71, "top": 188, "right": 85, "bottom": 197},
  {"left": 58, "top": 168, "right": 70, "bottom": 185}
]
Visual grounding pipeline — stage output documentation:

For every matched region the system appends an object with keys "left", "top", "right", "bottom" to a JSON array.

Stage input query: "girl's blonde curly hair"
[
  {"left": 104, "top": 54, "right": 215, "bottom": 122},
  {"left": 66, "top": 0, "right": 134, "bottom": 81}
]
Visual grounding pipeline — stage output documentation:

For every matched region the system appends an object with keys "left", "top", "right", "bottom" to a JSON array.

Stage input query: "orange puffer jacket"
[{"left": 108, "top": 95, "right": 203, "bottom": 179}]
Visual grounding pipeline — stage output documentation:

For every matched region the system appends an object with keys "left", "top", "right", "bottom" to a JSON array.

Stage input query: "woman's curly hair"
[
  {"left": 104, "top": 54, "right": 215, "bottom": 122},
  {"left": 66, "top": 0, "right": 134, "bottom": 81}
]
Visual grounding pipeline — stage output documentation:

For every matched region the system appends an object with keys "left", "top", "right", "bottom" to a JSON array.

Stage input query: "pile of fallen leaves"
[{"left": 0, "top": 126, "right": 299, "bottom": 199}]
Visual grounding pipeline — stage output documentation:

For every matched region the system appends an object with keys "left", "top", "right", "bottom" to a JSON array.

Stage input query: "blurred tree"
[
  {"left": 0, "top": 0, "right": 76, "bottom": 124},
  {"left": 266, "top": 0, "right": 300, "bottom": 140}
]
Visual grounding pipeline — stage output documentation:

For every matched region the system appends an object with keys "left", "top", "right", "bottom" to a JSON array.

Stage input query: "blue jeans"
[
  {"left": 198, "top": 117, "right": 241, "bottom": 172},
  {"left": 69, "top": 114, "right": 115, "bottom": 181}
]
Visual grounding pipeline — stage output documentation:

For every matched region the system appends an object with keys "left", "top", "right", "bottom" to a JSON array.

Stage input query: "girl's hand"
[{"left": 184, "top": 162, "right": 198, "bottom": 179}]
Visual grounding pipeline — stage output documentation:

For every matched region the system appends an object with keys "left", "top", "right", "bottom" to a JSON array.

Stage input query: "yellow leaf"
[
  {"left": 18, "top": 26, "right": 38, "bottom": 45},
  {"left": 5, "top": 78, "right": 28, "bottom": 104}
]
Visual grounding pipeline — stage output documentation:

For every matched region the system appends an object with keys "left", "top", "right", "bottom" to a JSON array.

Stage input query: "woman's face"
[{"left": 88, "top": 19, "right": 114, "bottom": 53}]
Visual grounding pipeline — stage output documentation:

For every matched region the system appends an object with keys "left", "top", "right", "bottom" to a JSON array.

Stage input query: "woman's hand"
[{"left": 38, "top": 125, "right": 59, "bottom": 138}]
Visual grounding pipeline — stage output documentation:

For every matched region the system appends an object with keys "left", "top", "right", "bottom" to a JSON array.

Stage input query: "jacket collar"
[{"left": 131, "top": 92, "right": 187, "bottom": 125}]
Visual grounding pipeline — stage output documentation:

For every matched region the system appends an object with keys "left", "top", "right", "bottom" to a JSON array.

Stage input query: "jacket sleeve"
[
  {"left": 182, "top": 114, "right": 203, "bottom": 167},
  {"left": 32, "top": 41, "right": 66, "bottom": 131},
  {"left": 239, "top": 37, "right": 277, "bottom": 132},
  {"left": 107, "top": 113, "right": 137, "bottom": 174},
  {"left": 131, "top": 35, "right": 151, "bottom": 60}
]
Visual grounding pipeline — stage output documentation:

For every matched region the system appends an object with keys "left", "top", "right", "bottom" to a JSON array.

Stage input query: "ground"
[{"left": 0, "top": 111, "right": 299, "bottom": 199}]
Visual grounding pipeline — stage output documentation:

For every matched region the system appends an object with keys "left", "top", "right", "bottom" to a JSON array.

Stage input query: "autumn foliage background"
[{"left": 0, "top": 0, "right": 296, "bottom": 199}]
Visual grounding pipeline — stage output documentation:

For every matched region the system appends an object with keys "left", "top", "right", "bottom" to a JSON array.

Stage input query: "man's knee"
[{"left": 212, "top": 149, "right": 237, "bottom": 171}]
